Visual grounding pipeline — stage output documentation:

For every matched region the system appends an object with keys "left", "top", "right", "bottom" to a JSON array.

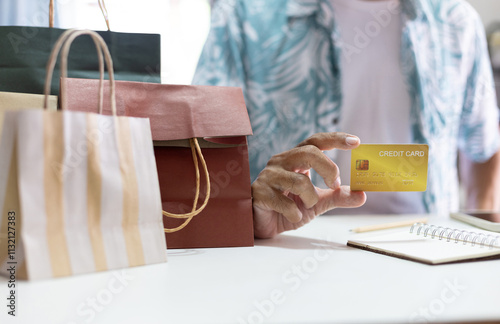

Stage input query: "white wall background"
[
  {"left": 467, "top": 0, "right": 500, "bottom": 29},
  {"left": 1, "top": 1, "right": 498, "bottom": 84},
  {"left": 53, "top": 0, "right": 211, "bottom": 85},
  {"left": 0, "top": 0, "right": 212, "bottom": 85}
]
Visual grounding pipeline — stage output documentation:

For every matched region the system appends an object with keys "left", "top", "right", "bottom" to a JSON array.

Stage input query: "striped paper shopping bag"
[
  {"left": 0, "top": 29, "right": 166, "bottom": 280},
  {"left": 0, "top": 91, "right": 57, "bottom": 142}
]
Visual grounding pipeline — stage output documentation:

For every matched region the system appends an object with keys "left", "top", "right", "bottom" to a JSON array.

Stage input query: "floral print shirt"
[{"left": 193, "top": 0, "right": 500, "bottom": 216}]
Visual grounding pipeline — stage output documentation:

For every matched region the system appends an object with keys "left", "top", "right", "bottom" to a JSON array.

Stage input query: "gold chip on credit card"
[{"left": 350, "top": 144, "right": 429, "bottom": 191}]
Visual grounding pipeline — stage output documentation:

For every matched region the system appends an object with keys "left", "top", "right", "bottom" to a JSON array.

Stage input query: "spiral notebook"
[{"left": 347, "top": 223, "right": 500, "bottom": 265}]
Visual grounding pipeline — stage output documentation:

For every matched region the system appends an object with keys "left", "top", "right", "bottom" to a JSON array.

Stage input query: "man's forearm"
[{"left": 459, "top": 149, "right": 500, "bottom": 210}]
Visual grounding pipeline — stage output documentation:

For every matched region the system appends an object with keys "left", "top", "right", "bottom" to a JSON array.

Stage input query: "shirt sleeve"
[
  {"left": 191, "top": 0, "right": 246, "bottom": 91},
  {"left": 458, "top": 9, "right": 500, "bottom": 162}
]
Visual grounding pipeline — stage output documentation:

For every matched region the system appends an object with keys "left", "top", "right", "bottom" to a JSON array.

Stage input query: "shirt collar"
[{"left": 401, "top": 0, "right": 425, "bottom": 20}]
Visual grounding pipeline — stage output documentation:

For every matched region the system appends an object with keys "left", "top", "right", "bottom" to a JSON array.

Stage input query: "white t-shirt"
[{"left": 330, "top": 0, "right": 426, "bottom": 214}]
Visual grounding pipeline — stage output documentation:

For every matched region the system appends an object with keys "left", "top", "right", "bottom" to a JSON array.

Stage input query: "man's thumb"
[{"left": 313, "top": 187, "right": 366, "bottom": 214}]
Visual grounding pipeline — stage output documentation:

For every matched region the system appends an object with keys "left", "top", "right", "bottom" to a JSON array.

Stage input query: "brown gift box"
[{"left": 62, "top": 78, "right": 254, "bottom": 248}]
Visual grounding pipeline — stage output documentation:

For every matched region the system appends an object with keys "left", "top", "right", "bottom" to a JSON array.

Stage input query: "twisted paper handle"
[
  {"left": 163, "top": 138, "right": 211, "bottom": 233},
  {"left": 49, "top": 0, "right": 54, "bottom": 27},
  {"left": 98, "top": 0, "right": 111, "bottom": 31},
  {"left": 43, "top": 29, "right": 115, "bottom": 116}
]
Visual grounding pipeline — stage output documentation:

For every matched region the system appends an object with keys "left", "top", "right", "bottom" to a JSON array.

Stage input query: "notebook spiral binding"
[{"left": 409, "top": 223, "right": 500, "bottom": 249}]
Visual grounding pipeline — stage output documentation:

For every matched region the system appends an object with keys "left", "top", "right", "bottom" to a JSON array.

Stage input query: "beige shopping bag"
[
  {"left": 0, "top": 29, "right": 166, "bottom": 280},
  {"left": 0, "top": 92, "right": 57, "bottom": 141}
]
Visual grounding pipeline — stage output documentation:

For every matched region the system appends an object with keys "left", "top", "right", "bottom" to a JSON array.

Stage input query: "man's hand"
[{"left": 252, "top": 132, "right": 367, "bottom": 238}]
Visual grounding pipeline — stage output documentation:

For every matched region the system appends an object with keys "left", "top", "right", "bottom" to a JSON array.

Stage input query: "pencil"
[{"left": 350, "top": 217, "right": 429, "bottom": 233}]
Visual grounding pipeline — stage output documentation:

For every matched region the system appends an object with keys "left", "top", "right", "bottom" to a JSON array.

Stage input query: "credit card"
[{"left": 350, "top": 144, "right": 429, "bottom": 191}]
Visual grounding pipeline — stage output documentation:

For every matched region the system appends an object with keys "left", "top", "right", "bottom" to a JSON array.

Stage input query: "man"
[{"left": 193, "top": 0, "right": 500, "bottom": 238}]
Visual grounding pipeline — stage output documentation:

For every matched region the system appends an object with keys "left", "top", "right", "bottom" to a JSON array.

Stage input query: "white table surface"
[{"left": 1, "top": 214, "right": 500, "bottom": 324}]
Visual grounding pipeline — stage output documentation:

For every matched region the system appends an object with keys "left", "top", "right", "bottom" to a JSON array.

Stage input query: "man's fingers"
[
  {"left": 267, "top": 146, "right": 341, "bottom": 190},
  {"left": 297, "top": 132, "right": 361, "bottom": 151},
  {"left": 252, "top": 132, "right": 364, "bottom": 224},
  {"left": 269, "top": 132, "right": 360, "bottom": 189},
  {"left": 255, "top": 168, "right": 319, "bottom": 208},
  {"left": 252, "top": 183, "right": 303, "bottom": 223},
  {"left": 313, "top": 186, "right": 367, "bottom": 215}
]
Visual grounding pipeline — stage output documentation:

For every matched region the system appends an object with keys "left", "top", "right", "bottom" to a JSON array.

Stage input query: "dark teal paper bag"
[{"left": 0, "top": 26, "right": 161, "bottom": 95}]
